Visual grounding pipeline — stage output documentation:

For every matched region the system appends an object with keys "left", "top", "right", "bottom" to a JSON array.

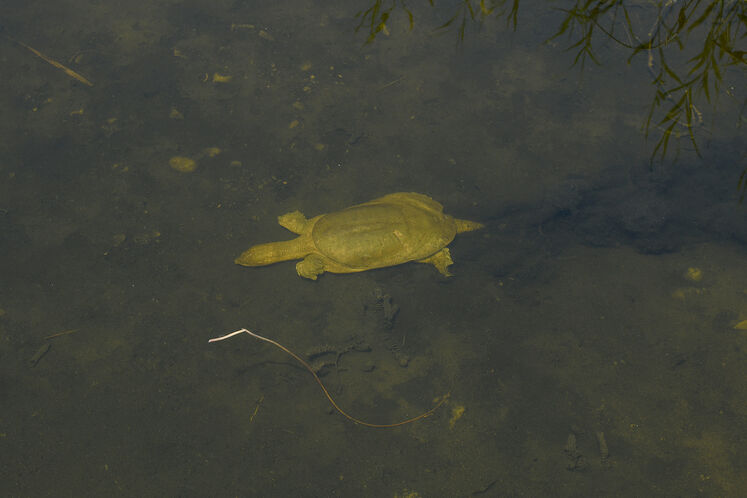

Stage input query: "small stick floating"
[
  {"left": 210, "top": 328, "right": 449, "bottom": 428},
  {"left": 45, "top": 328, "right": 78, "bottom": 340},
  {"left": 3, "top": 34, "right": 93, "bottom": 86},
  {"left": 28, "top": 343, "right": 51, "bottom": 367}
]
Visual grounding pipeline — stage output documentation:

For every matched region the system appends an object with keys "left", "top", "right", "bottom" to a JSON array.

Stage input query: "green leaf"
[
  {"left": 438, "top": 12, "right": 460, "bottom": 30},
  {"left": 677, "top": 5, "right": 688, "bottom": 32},
  {"left": 652, "top": 120, "right": 678, "bottom": 164},
  {"left": 466, "top": 0, "right": 476, "bottom": 20},
  {"left": 688, "top": 0, "right": 717, "bottom": 33},
  {"left": 701, "top": 71, "right": 710, "bottom": 101}
]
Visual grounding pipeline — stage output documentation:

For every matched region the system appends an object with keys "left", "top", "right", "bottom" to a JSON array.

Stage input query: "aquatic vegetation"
[
  {"left": 434, "top": 0, "right": 519, "bottom": 42},
  {"left": 550, "top": 0, "right": 745, "bottom": 167},
  {"left": 354, "top": 1, "right": 745, "bottom": 195},
  {"left": 356, "top": 0, "right": 519, "bottom": 44}
]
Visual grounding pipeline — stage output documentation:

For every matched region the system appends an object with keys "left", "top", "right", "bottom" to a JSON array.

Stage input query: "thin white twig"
[{"left": 208, "top": 328, "right": 250, "bottom": 342}]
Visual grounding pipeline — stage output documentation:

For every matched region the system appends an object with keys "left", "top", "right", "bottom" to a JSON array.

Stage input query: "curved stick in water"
[{"left": 209, "top": 328, "right": 449, "bottom": 428}]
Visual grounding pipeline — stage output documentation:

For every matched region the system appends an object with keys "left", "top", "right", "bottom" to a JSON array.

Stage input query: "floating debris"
[
  {"left": 449, "top": 405, "right": 465, "bottom": 429},
  {"left": 684, "top": 267, "right": 703, "bottom": 282},
  {"left": 212, "top": 73, "right": 232, "bottom": 83},
  {"left": 4, "top": 35, "right": 93, "bottom": 86},
  {"left": 596, "top": 431, "right": 610, "bottom": 463},
  {"left": 258, "top": 30, "right": 274, "bottom": 41},
  {"left": 28, "top": 343, "right": 51, "bottom": 367},
  {"left": 44, "top": 329, "right": 78, "bottom": 340},
  {"left": 169, "top": 156, "right": 197, "bottom": 173}
]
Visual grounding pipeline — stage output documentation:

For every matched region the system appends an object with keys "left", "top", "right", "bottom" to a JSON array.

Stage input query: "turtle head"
[
  {"left": 235, "top": 243, "right": 285, "bottom": 267},
  {"left": 235, "top": 239, "right": 309, "bottom": 267}
]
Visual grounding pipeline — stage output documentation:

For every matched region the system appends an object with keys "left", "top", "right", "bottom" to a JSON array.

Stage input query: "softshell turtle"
[{"left": 235, "top": 192, "right": 483, "bottom": 280}]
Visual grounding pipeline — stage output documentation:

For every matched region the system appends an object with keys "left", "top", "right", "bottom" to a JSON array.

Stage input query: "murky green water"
[{"left": 1, "top": 0, "right": 745, "bottom": 496}]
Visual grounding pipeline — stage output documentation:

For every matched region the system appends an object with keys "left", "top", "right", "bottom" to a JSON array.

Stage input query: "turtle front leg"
[
  {"left": 278, "top": 210, "right": 310, "bottom": 234},
  {"left": 419, "top": 248, "right": 454, "bottom": 277},
  {"left": 296, "top": 254, "right": 326, "bottom": 280}
]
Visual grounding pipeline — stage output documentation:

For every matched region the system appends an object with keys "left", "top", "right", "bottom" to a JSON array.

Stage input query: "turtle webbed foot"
[
  {"left": 278, "top": 210, "right": 310, "bottom": 234},
  {"left": 419, "top": 248, "right": 454, "bottom": 277},
  {"left": 296, "top": 254, "right": 326, "bottom": 280}
]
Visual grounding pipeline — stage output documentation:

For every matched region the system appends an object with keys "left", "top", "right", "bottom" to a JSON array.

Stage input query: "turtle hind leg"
[
  {"left": 296, "top": 254, "right": 326, "bottom": 280},
  {"left": 418, "top": 248, "right": 454, "bottom": 277},
  {"left": 278, "top": 210, "right": 309, "bottom": 234}
]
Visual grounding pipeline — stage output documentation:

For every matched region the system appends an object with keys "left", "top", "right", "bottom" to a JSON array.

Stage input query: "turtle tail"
[
  {"left": 235, "top": 238, "right": 309, "bottom": 267},
  {"left": 454, "top": 218, "right": 484, "bottom": 233}
]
